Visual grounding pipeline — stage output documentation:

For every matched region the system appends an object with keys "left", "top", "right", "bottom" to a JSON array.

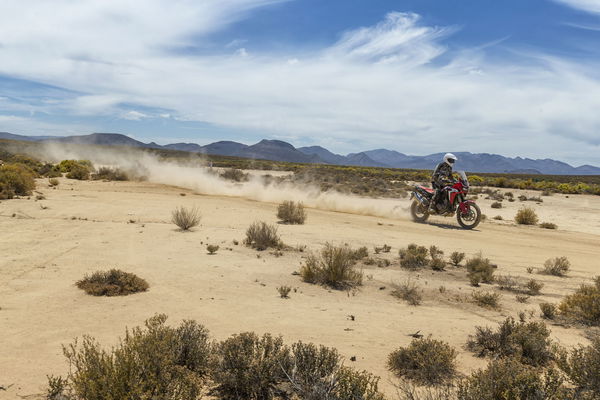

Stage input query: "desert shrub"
[
  {"left": 207, "top": 244, "right": 219, "bottom": 254},
  {"left": 171, "top": 206, "right": 201, "bottom": 231},
  {"left": 450, "top": 251, "right": 465, "bottom": 266},
  {"left": 92, "top": 166, "right": 128, "bottom": 181},
  {"left": 493, "top": 215, "right": 503, "bottom": 220},
  {"left": 284, "top": 342, "right": 385, "bottom": 400},
  {"left": 351, "top": 246, "right": 369, "bottom": 260},
  {"left": 46, "top": 375, "right": 68, "bottom": 399},
  {"left": 496, "top": 275, "right": 519, "bottom": 291},
  {"left": 277, "top": 286, "right": 291, "bottom": 298},
  {"left": 516, "top": 294, "right": 530, "bottom": 303},
  {"left": 387, "top": 338, "right": 457, "bottom": 385},
  {"left": 558, "top": 277, "right": 600, "bottom": 325},
  {"left": 284, "top": 342, "right": 341, "bottom": 398},
  {"left": 466, "top": 254, "right": 495, "bottom": 285},
  {"left": 457, "top": 358, "right": 566, "bottom": 400},
  {"left": 300, "top": 243, "right": 363, "bottom": 289},
  {"left": 212, "top": 332, "right": 290, "bottom": 400},
  {"left": 515, "top": 207, "right": 539, "bottom": 225},
  {"left": 48, "top": 178, "right": 59, "bottom": 187},
  {"left": 76, "top": 269, "right": 149, "bottom": 296},
  {"left": 391, "top": 280, "right": 422, "bottom": 306},
  {"left": 557, "top": 338, "right": 600, "bottom": 397},
  {"left": 491, "top": 201, "right": 502, "bottom": 209},
  {"left": 540, "top": 302, "right": 557, "bottom": 320},
  {"left": 541, "top": 256, "right": 570, "bottom": 277},
  {"left": 429, "top": 257, "right": 446, "bottom": 271},
  {"left": 334, "top": 367, "right": 385, "bottom": 400},
  {"left": 399, "top": 244, "right": 429, "bottom": 270},
  {"left": 518, "top": 194, "right": 528, "bottom": 201},
  {"left": 244, "top": 221, "right": 282, "bottom": 250},
  {"left": 220, "top": 168, "right": 249, "bottom": 182},
  {"left": 276, "top": 200, "right": 306, "bottom": 224},
  {"left": 55, "top": 315, "right": 208, "bottom": 400},
  {"left": 540, "top": 222, "right": 558, "bottom": 230},
  {"left": 374, "top": 244, "right": 391, "bottom": 254},
  {"left": 466, "top": 317, "right": 553, "bottom": 366},
  {"left": 471, "top": 291, "right": 501, "bottom": 309},
  {"left": 429, "top": 245, "right": 444, "bottom": 259},
  {"left": 525, "top": 279, "right": 544, "bottom": 295},
  {"left": 0, "top": 163, "right": 36, "bottom": 198}
]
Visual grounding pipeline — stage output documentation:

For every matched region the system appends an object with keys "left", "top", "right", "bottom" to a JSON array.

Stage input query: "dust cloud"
[{"left": 36, "top": 143, "right": 409, "bottom": 218}]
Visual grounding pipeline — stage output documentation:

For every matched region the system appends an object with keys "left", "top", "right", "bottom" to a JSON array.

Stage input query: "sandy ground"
[{"left": 1, "top": 177, "right": 599, "bottom": 399}]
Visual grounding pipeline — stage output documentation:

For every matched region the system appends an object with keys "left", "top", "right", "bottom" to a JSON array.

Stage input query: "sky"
[{"left": 1, "top": 0, "right": 600, "bottom": 166}]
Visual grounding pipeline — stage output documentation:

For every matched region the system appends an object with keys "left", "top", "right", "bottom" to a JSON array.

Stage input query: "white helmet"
[{"left": 443, "top": 153, "right": 457, "bottom": 166}]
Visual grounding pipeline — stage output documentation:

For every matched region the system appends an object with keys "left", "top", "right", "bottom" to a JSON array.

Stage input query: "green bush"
[
  {"left": 244, "top": 221, "right": 282, "bottom": 250},
  {"left": 541, "top": 256, "right": 570, "bottom": 277},
  {"left": 59, "top": 160, "right": 92, "bottom": 180},
  {"left": 76, "top": 269, "right": 149, "bottom": 296},
  {"left": 540, "top": 222, "right": 558, "bottom": 230},
  {"left": 66, "top": 164, "right": 91, "bottom": 180},
  {"left": 387, "top": 338, "right": 457, "bottom": 385},
  {"left": 515, "top": 207, "right": 539, "bottom": 225},
  {"left": 558, "top": 277, "right": 600, "bottom": 325},
  {"left": 0, "top": 163, "right": 36, "bottom": 199},
  {"left": 212, "top": 332, "right": 290, "bottom": 400},
  {"left": 206, "top": 244, "right": 219, "bottom": 254},
  {"left": 491, "top": 201, "right": 502, "bottom": 209},
  {"left": 399, "top": 244, "right": 429, "bottom": 270},
  {"left": 466, "top": 254, "right": 495, "bottom": 285},
  {"left": 300, "top": 243, "right": 363, "bottom": 289},
  {"left": 172, "top": 206, "right": 201, "bottom": 231},
  {"left": 53, "top": 315, "right": 207, "bottom": 400},
  {"left": 58, "top": 159, "right": 92, "bottom": 173},
  {"left": 48, "top": 178, "right": 60, "bottom": 187},
  {"left": 277, "top": 200, "right": 307, "bottom": 224},
  {"left": 466, "top": 317, "right": 553, "bottom": 367},
  {"left": 457, "top": 358, "right": 566, "bottom": 400}
]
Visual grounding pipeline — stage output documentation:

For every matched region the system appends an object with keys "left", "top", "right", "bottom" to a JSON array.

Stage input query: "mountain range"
[{"left": 1, "top": 131, "right": 599, "bottom": 175}]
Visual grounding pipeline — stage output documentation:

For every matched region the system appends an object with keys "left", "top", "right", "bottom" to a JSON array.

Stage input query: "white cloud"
[
  {"left": 553, "top": 0, "right": 600, "bottom": 14},
  {"left": 0, "top": 1, "right": 599, "bottom": 164},
  {"left": 121, "top": 110, "right": 149, "bottom": 120}
]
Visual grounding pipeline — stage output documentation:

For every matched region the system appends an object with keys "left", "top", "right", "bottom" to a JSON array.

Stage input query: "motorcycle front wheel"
[
  {"left": 410, "top": 200, "right": 430, "bottom": 223},
  {"left": 457, "top": 203, "right": 481, "bottom": 229}
]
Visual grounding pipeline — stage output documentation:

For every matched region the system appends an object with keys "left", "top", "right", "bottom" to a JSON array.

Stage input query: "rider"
[{"left": 431, "top": 153, "right": 457, "bottom": 211}]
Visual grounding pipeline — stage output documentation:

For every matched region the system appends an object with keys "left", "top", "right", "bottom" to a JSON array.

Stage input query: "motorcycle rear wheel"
[
  {"left": 457, "top": 203, "right": 481, "bottom": 229},
  {"left": 411, "top": 200, "right": 430, "bottom": 222}
]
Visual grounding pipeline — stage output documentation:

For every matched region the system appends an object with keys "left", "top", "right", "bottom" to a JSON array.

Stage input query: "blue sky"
[{"left": 1, "top": 0, "right": 600, "bottom": 166}]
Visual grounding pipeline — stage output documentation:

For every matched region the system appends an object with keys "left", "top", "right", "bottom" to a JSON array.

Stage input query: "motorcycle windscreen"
[{"left": 457, "top": 171, "right": 468, "bottom": 186}]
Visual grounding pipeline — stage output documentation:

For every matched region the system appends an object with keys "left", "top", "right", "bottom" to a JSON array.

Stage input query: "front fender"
[{"left": 459, "top": 200, "right": 476, "bottom": 214}]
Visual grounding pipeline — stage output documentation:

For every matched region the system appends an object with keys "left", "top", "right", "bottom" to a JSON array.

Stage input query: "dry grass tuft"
[{"left": 171, "top": 206, "right": 201, "bottom": 231}]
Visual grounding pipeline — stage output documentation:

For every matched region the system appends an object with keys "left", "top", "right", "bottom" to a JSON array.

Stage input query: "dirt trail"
[{"left": 1, "top": 178, "right": 598, "bottom": 399}]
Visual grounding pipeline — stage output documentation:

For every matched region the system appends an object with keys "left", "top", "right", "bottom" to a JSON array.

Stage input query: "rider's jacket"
[{"left": 431, "top": 162, "right": 453, "bottom": 188}]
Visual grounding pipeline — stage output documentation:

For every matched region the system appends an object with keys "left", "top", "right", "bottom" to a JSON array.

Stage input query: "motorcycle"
[{"left": 409, "top": 171, "right": 481, "bottom": 229}]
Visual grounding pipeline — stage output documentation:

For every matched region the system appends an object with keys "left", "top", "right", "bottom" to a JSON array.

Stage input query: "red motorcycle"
[{"left": 409, "top": 171, "right": 481, "bottom": 229}]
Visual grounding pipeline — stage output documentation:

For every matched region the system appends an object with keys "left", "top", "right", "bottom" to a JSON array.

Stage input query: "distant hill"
[{"left": 1, "top": 131, "right": 599, "bottom": 175}]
